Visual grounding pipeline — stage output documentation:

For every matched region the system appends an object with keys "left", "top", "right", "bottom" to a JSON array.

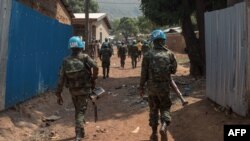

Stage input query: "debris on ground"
[
  {"left": 49, "top": 131, "right": 60, "bottom": 140},
  {"left": 131, "top": 127, "right": 140, "bottom": 133},
  {"left": 42, "top": 115, "right": 61, "bottom": 122},
  {"left": 64, "top": 107, "right": 75, "bottom": 112},
  {"left": 96, "top": 128, "right": 107, "bottom": 133}
]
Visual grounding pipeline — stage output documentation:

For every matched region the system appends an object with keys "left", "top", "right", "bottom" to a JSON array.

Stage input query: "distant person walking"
[
  {"left": 142, "top": 40, "right": 150, "bottom": 55},
  {"left": 129, "top": 40, "right": 139, "bottom": 69},
  {"left": 118, "top": 41, "right": 127, "bottom": 68},
  {"left": 137, "top": 40, "right": 143, "bottom": 61},
  {"left": 99, "top": 39, "right": 113, "bottom": 79}
]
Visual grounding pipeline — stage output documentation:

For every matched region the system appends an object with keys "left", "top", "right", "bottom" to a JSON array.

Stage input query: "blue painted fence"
[{"left": 5, "top": 0, "right": 72, "bottom": 108}]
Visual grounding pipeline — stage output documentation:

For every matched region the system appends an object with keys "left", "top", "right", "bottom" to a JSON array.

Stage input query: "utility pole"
[{"left": 85, "top": 0, "right": 90, "bottom": 54}]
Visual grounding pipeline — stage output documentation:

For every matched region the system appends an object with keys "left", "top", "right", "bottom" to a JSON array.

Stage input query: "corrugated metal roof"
[{"left": 72, "top": 13, "right": 111, "bottom": 29}]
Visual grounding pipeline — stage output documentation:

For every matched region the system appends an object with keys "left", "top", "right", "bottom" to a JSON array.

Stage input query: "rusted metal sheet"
[
  {"left": 205, "top": 2, "right": 249, "bottom": 116},
  {"left": 0, "top": 0, "right": 12, "bottom": 110}
]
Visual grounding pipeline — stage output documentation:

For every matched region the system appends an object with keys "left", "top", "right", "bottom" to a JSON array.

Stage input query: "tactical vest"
[
  {"left": 149, "top": 50, "right": 172, "bottom": 82},
  {"left": 63, "top": 55, "right": 91, "bottom": 89},
  {"left": 102, "top": 42, "right": 110, "bottom": 48}
]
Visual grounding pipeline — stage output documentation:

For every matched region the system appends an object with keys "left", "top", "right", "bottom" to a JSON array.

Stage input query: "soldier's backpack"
[
  {"left": 150, "top": 50, "right": 172, "bottom": 82},
  {"left": 63, "top": 55, "right": 91, "bottom": 88},
  {"left": 102, "top": 42, "right": 109, "bottom": 48},
  {"left": 100, "top": 47, "right": 111, "bottom": 60}
]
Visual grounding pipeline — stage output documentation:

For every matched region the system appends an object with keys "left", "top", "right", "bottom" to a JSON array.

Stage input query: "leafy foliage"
[
  {"left": 140, "top": 0, "right": 183, "bottom": 26},
  {"left": 63, "top": 0, "right": 99, "bottom": 13},
  {"left": 140, "top": 0, "right": 227, "bottom": 76},
  {"left": 110, "top": 16, "right": 157, "bottom": 41},
  {"left": 137, "top": 16, "right": 156, "bottom": 34},
  {"left": 141, "top": 0, "right": 227, "bottom": 26},
  {"left": 118, "top": 17, "right": 139, "bottom": 39}
]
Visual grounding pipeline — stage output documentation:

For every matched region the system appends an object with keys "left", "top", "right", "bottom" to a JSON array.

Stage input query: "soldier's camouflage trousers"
[
  {"left": 71, "top": 94, "right": 89, "bottom": 129},
  {"left": 148, "top": 94, "right": 172, "bottom": 127},
  {"left": 131, "top": 56, "right": 137, "bottom": 68},
  {"left": 120, "top": 56, "right": 126, "bottom": 67}
]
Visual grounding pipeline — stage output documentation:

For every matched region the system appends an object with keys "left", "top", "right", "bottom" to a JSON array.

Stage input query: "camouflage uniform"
[
  {"left": 118, "top": 44, "right": 127, "bottom": 68},
  {"left": 99, "top": 44, "right": 112, "bottom": 78},
  {"left": 140, "top": 46, "right": 177, "bottom": 128},
  {"left": 56, "top": 52, "right": 98, "bottom": 136},
  {"left": 129, "top": 44, "right": 139, "bottom": 68},
  {"left": 142, "top": 42, "right": 150, "bottom": 55}
]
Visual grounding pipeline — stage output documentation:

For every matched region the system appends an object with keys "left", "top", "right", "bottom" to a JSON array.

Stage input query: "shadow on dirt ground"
[{"left": 168, "top": 78, "right": 250, "bottom": 141}]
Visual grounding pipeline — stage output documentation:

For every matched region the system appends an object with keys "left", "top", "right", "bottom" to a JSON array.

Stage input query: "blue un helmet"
[
  {"left": 68, "top": 36, "right": 85, "bottom": 49},
  {"left": 150, "top": 29, "right": 167, "bottom": 42}
]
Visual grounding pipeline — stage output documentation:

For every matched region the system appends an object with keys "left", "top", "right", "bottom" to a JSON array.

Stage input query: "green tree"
[
  {"left": 118, "top": 17, "right": 139, "bottom": 41},
  {"left": 110, "top": 19, "right": 120, "bottom": 35},
  {"left": 63, "top": 0, "right": 99, "bottom": 13},
  {"left": 141, "top": 0, "right": 227, "bottom": 76},
  {"left": 137, "top": 16, "right": 156, "bottom": 34}
]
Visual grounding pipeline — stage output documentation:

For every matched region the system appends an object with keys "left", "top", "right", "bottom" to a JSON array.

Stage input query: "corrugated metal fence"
[
  {"left": 0, "top": 0, "right": 12, "bottom": 110},
  {"left": 205, "top": 2, "right": 249, "bottom": 116},
  {"left": 1, "top": 0, "right": 72, "bottom": 109}
]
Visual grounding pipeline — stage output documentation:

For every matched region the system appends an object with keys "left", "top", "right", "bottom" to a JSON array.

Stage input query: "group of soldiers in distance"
[
  {"left": 97, "top": 38, "right": 151, "bottom": 79},
  {"left": 55, "top": 29, "right": 179, "bottom": 141}
]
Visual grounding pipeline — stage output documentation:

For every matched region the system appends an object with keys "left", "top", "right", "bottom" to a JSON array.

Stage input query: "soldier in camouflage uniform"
[
  {"left": 142, "top": 40, "right": 150, "bottom": 55},
  {"left": 140, "top": 30, "right": 177, "bottom": 141},
  {"left": 118, "top": 41, "right": 127, "bottom": 68},
  {"left": 116, "top": 41, "right": 122, "bottom": 56},
  {"left": 99, "top": 39, "right": 113, "bottom": 79},
  {"left": 55, "top": 36, "right": 99, "bottom": 141},
  {"left": 129, "top": 40, "right": 139, "bottom": 68}
]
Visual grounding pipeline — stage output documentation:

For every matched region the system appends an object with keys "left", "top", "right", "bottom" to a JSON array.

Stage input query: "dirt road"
[{"left": 0, "top": 50, "right": 249, "bottom": 141}]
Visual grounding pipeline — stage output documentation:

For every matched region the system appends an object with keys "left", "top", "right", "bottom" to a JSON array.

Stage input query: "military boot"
[
  {"left": 75, "top": 128, "right": 83, "bottom": 141},
  {"left": 160, "top": 122, "right": 168, "bottom": 141},
  {"left": 150, "top": 126, "right": 158, "bottom": 141}
]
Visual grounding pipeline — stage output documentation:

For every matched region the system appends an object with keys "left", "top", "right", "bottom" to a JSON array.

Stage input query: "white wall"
[{"left": 95, "top": 19, "right": 110, "bottom": 43}]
